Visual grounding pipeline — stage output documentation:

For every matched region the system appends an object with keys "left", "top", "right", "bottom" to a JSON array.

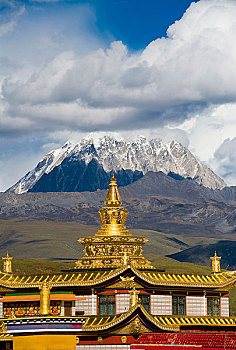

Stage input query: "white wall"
[
  {"left": 221, "top": 297, "right": 229, "bottom": 317},
  {"left": 151, "top": 295, "right": 172, "bottom": 315},
  {"left": 75, "top": 295, "right": 96, "bottom": 316},
  {"left": 60, "top": 301, "right": 64, "bottom": 316},
  {"left": 187, "top": 296, "right": 206, "bottom": 316},
  {"left": 116, "top": 294, "right": 130, "bottom": 314}
]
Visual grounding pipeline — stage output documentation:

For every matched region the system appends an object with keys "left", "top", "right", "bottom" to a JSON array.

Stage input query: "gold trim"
[{"left": 0, "top": 265, "right": 235, "bottom": 289}]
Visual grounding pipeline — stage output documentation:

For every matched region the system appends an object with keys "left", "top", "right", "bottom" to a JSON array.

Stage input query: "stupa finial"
[
  {"left": 210, "top": 251, "right": 221, "bottom": 273},
  {"left": 75, "top": 175, "right": 154, "bottom": 270},
  {"left": 104, "top": 175, "right": 122, "bottom": 207},
  {"left": 2, "top": 252, "right": 13, "bottom": 274}
]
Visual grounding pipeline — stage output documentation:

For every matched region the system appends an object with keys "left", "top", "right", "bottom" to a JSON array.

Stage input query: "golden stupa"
[{"left": 75, "top": 175, "right": 154, "bottom": 269}]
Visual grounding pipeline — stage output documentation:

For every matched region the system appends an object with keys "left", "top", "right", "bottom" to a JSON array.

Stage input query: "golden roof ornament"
[
  {"left": 104, "top": 175, "right": 122, "bottom": 207},
  {"left": 120, "top": 276, "right": 135, "bottom": 288},
  {"left": 129, "top": 287, "right": 140, "bottom": 308},
  {"left": 120, "top": 276, "right": 140, "bottom": 309},
  {"left": 39, "top": 281, "right": 51, "bottom": 315},
  {"left": 2, "top": 252, "right": 12, "bottom": 274},
  {"left": 210, "top": 251, "right": 221, "bottom": 273},
  {"left": 75, "top": 176, "right": 154, "bottom": 270}
]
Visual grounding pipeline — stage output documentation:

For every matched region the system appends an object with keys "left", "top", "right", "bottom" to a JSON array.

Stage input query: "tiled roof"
[
  {"left": 154, "top": 315, "right": 236, "bottom": 327},
  {"left": 0, "top": 265, "right": 235, "bottom": 289}
]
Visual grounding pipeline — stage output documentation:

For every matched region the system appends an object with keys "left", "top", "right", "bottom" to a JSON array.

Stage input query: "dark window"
[
  {"left": 172, "top": 296, "right": 186, "bottom": 315},
  {"left": 139, "top": 294, "right": 150, "bottom": 312},
  {"left": 207, "top": 297, "right": 220, "bottom": 316},
  {"left": 98, "top": 295, "right": 115, "bottom": 315},
  {"left": 64, "top": 301, "right": 72, "bottom": 316},
  {"left": 75, "top": 310, "right": 84, "bottom": 316}
]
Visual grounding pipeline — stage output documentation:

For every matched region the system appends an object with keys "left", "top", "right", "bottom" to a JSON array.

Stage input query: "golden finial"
[
  {"left": 75, "top": 175, "right": 154, "bottom": 270},
  {"left": 2, "top": 252, "right": 12, "bottom": 274},
  {"left": 210, "top": 251, "right": 221, "bottom": 273},
  {"left": 104, "top": 175, "right": 122, "bottom": 207},
  {"left": 39, "top": 281, "right": 51, "bottom": 315}
]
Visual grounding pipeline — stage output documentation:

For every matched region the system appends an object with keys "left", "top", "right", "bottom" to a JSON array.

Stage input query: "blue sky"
[
  {"left": 0, "top": 0, "right": 236, "bottom": 190},
  {"left": 89, "top": 0, "right": 194, "bottom": 49}
]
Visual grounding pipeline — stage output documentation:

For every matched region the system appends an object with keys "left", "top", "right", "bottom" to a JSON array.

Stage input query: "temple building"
[{"left": 0, "top": 176, "right": 236, "bottom": 350}]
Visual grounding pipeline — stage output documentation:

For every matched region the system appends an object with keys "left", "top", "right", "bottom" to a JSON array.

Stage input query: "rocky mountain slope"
[
  {"left": 168, "top": 240, "right": 236, "bottom": 270},
  {"left": 7, "top": 136, "right": 226, "bottom": 193},
  {"left": 1, "top": 172, "right": 236, "bottom": 236},
  {"left": 1, "top": 171, "right": 236, "bottom": 270}
]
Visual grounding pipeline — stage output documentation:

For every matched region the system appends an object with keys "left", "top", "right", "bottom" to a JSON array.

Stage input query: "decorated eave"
[
  {"left": 2, "top": 304, "right": 236, "bottom": 337},
  {"left": 0, "top": 265, "right": 235, "bottom": 290},
  {"left": 82, "top": 305, "right": 236, "bottom": 333}
]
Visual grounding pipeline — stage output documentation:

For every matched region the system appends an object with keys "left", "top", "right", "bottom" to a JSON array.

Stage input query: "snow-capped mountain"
[{"left": 7, "top": 135, "right": 226, "bottom": 193}]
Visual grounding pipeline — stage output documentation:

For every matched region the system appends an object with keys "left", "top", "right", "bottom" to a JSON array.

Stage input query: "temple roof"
[
  {"left": 82, "top": 305, "right": 236, "bottom": 333},
  {"left": 0, "top": 265, "right": 235, "bottom": 289}
]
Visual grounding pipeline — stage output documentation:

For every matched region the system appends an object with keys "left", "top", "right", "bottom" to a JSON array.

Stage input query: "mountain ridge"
[
  {"left": 7, "top": 135, "right": 226, "bottom": 193},
  {"left": 1, "top": 172, "right": 236, "bottom": 236}
]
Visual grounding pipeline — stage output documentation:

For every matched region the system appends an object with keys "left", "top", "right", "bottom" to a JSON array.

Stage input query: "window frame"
[
  {"left": 139, "top": 294, "right": 150, "bottom": 312},
  {"left": 98, "top": 294, "right": 116, "bottom": 315},
  {"left": 207, "top": 297, "right": 220, "bottom": 316},
  {"left": 172, "top": 295, "right": 186, "bottom": 316}
]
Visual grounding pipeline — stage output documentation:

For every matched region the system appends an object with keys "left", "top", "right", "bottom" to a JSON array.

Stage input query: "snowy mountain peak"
[{"left": 7, "top": 135, "right": 226, "bottom": 194}]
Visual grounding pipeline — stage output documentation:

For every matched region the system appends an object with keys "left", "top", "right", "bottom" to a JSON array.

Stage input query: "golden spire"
[
  {"left": 75, "top": 176, "right": 153, "bottom": 270},
  {"left": 104, "top": 175, "right": 122, "bottom": 207},
  {"left": 2, "top": 252, "right": 12, "bottom": 274},
  {"left": 210, "top": 251, "right": 221, "bottom": 273},
  {"left": 97, "top": 175, "right": 129, "bottom": 236}
]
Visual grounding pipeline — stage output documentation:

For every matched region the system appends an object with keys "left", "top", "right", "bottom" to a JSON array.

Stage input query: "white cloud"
[
  {"left": 178, "top": 103, "right": 236, "bottom": 161},
  {"left": 211, "top": 137, "right": 236, "bottom": 186},
  {"left": 2, "top": 0, "right": 236, "bottom": 135},
  {"left": 0, "top": 0, "right": 236, "bottom": 188}
]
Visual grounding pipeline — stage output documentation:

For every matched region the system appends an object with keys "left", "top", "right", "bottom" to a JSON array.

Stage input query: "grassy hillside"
[
  {"left": 0, "top": 219, "right": 235, "bottom": 315},
  {"left": 10, "top": 256, "right": 212, "bottom": 275},
  {"left": 0, "top": 219, "right": 218, "bottom": 260}
]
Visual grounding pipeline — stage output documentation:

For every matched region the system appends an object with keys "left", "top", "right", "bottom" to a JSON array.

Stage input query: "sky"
[{"left": 0, "top": 0, "right": 236, "bottom": 190}]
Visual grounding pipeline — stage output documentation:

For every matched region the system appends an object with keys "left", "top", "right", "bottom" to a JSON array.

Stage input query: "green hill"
[
  {"left": 169, "top": 240, "right": 236, "bottom": 270},
  {"left": 0, "top": 219, "right": 217, "bottom": 260}
]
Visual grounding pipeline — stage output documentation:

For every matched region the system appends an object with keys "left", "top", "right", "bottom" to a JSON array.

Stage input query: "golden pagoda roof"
[
  {"left": 81, "top": 304, "right": 236, "bottom": 333},
  {"left": 82, "top": 303, "right": 179, "bottom": 332},
  {"left": 0, "top": 265, "right": 235, "bottom": 289}
]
